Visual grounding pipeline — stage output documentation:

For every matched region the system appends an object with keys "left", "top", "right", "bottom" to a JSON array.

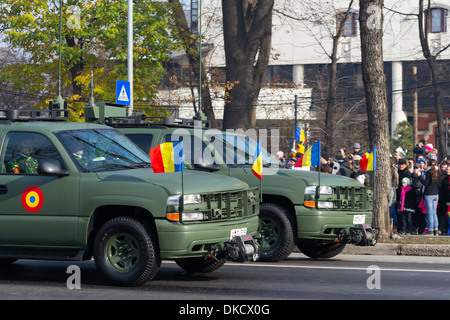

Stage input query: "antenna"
[
  {"left": 89, "top": 70, "right": 95, "bottom": 107},
  {"left": 53, "top": 0, "right": 65, "bottom": 109}
]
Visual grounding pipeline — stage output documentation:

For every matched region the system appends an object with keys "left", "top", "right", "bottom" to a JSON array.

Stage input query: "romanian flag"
[
  {"left": 295, "top": 126, "right": 306, "bottom": 143},
  {"left": 150, "top": 141, "right": 184, "bottom": 173},
  {"left": 360, "top": 147, "right": 376, "bottom": 172},
  {"left": 252, "top": 139, "right": 263, "bottom": 180},
  {"left": 294, "top": 141, "right": 321, "bottom": 167}
]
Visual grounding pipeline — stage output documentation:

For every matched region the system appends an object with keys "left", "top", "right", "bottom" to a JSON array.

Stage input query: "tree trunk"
[
  {"left": 418, "top": 0, "right": 446, "bottom": 161},
  {"left": 66, "top": 36, "right": 84, "bottom": 97},
  {"left": 359, "top": 0, "right": 391, "bottom": 239},
  {"left": 221, "top": 0, "right": 273, "bottom": 130}
]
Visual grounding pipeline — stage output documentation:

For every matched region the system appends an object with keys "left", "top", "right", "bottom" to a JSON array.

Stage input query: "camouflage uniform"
[
  {"left": 9, "top": 154, "right": 38, "bottom": 174},
  {"left": 73, "top": 154, "right": 90, "bottom": 170}
]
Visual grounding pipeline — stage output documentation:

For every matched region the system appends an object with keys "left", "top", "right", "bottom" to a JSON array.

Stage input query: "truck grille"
[
  {"left": 331, "top": 186, "right": 373, "bottom": 211},
  {"left": 201, "top": 189, "right": 259, "bottom": 221}
]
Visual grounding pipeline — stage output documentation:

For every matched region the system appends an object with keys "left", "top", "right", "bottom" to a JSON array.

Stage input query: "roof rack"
[
  {"left": 85, "top": 101, "right": 210, "bottom": 129},
  {"left": 106, "top": 114, "right": 210, "bottom": 129},
  {"left": 0, "top": 108, "right": 70, "bottom": 122}
]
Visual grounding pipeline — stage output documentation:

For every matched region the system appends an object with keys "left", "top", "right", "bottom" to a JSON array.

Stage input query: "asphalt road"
[{"left": 1, "top": 253, "right": 450, "bottom": 303}]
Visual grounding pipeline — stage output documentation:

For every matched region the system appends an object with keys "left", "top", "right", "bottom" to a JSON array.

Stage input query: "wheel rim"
[
  {"left": 259, "top": 217, "right": 281, "bottom": 250},
  {"left": 106, "top": 233, "right": 141, "bottom": 273}
]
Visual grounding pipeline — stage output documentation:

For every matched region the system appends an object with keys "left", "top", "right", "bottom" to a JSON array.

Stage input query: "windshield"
[
  {"left": 205, "top": 133, "right": 279, "bottom": 168},
  {"left": 56, "top": 129, "right": 151, "bottom": 172}
]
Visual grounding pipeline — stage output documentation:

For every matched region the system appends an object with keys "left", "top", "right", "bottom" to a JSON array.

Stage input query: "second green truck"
[{"left": 86, "top": 103, "right": 377, "bottom": 262}]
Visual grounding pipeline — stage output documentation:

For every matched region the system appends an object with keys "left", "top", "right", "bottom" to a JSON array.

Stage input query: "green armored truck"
[
  {"left": 86, "top": 104, "right": 376, "bottom": 262},
  {"left": 0, "top": 109, "right": 260, "bottom": 286}
]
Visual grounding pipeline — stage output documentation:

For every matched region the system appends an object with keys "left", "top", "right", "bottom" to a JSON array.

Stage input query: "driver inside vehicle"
[{"left": 8, "top": 138, "right": 38, "bottom": 174}]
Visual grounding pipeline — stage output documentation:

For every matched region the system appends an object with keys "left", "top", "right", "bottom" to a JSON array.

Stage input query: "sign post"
[{"left": 116, "top": 80, "right": 131, "bottom": 106}]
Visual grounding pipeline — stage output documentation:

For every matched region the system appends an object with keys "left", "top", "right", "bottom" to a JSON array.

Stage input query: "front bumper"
[
  {"left": 295, "top": 205, "right": 376, "bottom": 246},
  {"left": 155, "top": 215, "right": 260, "bottom": 260}
]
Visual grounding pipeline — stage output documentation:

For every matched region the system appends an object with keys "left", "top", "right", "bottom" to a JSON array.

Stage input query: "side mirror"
[
  {"left": 194, "top": 162, "right": 221, "bottom": 172},
  {"left": 192, "top": 151, "right": 220, "bottom": 171},
  {"left": 38, "top": 159, "right": 69, "bottom": 177}
]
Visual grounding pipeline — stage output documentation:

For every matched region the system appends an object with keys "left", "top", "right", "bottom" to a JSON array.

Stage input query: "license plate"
[
  {"left": 353, "top": 215, "right": 366, "bottom": 224},
  {"left": 230, "top": 228, "right": 247, "bottom": 239}
]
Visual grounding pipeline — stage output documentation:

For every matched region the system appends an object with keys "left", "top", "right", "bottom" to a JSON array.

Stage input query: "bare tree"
[
  {"left": 359, "top": 0, "right": 391, "bottom": 239},
  {"left": 221, "top": 0, "right": 274, "bottom": 130},
  {"left": 384, "top": 1, "right": 450, "bottom": 161},
  {"left": 273, "top": 0, "right": 368, "bottom": 154},
  {"left": 0, "top": 47, "right": 47, "bottom": 109},
  {"left": 418, "top": 0, "right": 449, "bottom": 161},
  {"left": 323, "top": 0, "right": 355, "bottom": 155},
  {"left": 168, "top": 0, "right": 217, "bottom": 127}
]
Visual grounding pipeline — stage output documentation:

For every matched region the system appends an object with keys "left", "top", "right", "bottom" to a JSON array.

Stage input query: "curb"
[{"left": 342, "top": 243, "right": 450, "bottom": 257}]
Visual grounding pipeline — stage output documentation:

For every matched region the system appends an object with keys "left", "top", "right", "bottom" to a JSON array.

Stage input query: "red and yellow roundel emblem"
[{"left": 21, "top": 186, "right": 44, "bottom": 213}]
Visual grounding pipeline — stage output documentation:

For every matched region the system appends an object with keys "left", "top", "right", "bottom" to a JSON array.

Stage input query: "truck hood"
[
  {"left": 272, "top": 168, "right": 365, "bottom": 187},
  {"left": 243, "top": 167, "right": 365, "bottom": 187},
  {"left": 95, "top": 168, "right": 249, "bottom": 195}
]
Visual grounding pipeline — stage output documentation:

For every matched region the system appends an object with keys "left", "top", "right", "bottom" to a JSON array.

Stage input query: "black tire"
[
  {"left": 297, "top": 240, "right": 346, "bottom": 259},
  {"left": 175, "top": 257, "right": 226, "bottom": 273},
  {"left": 258, "top": 203, "right": 296, "bottom": 262},
  {"left": 93, "top": 217, "right": 160, "bottom": 286}
]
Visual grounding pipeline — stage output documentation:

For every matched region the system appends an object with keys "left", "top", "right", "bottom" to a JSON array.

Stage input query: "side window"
[
  {"left": 163, "top": 133, "right": 212, "bottom": 168},
  {"left": 1, "top": 132, "right": 63, "bottom": 175},
  {"left": 124, "top": 134, "right": 154, "bottom": 155}
]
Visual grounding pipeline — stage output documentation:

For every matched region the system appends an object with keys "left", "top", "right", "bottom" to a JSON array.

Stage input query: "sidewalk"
[{"left": 342, "top": 234, "right": 450, "bottom": 257}]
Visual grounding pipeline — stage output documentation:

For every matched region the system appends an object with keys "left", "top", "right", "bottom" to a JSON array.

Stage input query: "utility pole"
[
  {"left": 127, "top": 0, "right": 133, "bottom": 116},
  {"left": 54, "top": 0, "right": 65, "bottom": 110},
  {"left": 413, "top": 66, "right": 418, "bottom": 143}
]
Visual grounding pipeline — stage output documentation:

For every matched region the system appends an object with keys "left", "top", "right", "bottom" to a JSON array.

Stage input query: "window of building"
[
  {"left": 355, "top": 64, "right": 364, "bottom": 88},
  {"left": 427, "top": 8, "right": 448, "bottom": 33},
  {"left": 336, "top": 11, "right": 358, "bottom": 37},
  {"left": 265, "top": 65, "right": 293, "bottom": 85}
]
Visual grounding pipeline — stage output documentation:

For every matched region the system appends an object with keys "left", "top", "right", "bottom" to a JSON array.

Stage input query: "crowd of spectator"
[{"left": 274, "top": 139, "right": 450, "bottom": 236}]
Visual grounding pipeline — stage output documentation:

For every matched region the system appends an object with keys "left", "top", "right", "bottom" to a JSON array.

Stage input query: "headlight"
[
  {"left": 166, "top": 212, "right": 204, "bottom": 222},
  {"left": 167, "top": 194, "right": 202, "bottom": 206},
  {"left": 317, "top": 201, "right": 334, "bottom": 209},
  {"left": 304, "top": 200, "right": 334, "bottom": 209},
  {"left": 304, "top": 186, "right": 332, "bottom": 195}
]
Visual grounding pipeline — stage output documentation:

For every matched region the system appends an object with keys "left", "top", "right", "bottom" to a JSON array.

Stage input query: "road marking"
[
  {"left": 226, "top": 262, "right": 450, "bottom": 273},
  {"left": 164, "top": 260, "right": 450, "bottom": 273}
]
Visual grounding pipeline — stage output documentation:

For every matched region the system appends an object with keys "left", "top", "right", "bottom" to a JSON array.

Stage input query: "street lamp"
[{"left": 309, "top": 99, "right": 319, "bottom": 119}]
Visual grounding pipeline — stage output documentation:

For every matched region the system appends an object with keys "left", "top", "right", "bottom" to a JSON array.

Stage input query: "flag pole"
[
  {"left": 316, "top": 141, "right": 321, "bottom": 207},
  {"left": 179, "top": 169, "right": 184, "bottom": 215},
  {"left": 252, "top": 139, "right": 263, "bottom": 203},
  {"left": 178, "top": 142, "right": 185, "bottom": 219},
  {"left": 260, "top": 171, "right": 263, "bottom": 203}
]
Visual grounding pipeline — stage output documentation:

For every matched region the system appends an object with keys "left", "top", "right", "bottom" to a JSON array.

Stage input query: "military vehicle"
[
  {"left": 86, "top": 103, "right": 377, "bottom": 263},
  {"left": 0, "top": 108, "right": 260, "bottom": 286}
]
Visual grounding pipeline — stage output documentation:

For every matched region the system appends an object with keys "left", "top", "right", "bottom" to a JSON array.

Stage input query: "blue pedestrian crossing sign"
[{"left": 116, "top": 80, "right": 131, "bottom": 105}]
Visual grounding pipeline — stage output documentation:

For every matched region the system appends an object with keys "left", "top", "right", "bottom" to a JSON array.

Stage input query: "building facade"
[{"left": 194, "top": 0, "right": 450, "bottom": 153}]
